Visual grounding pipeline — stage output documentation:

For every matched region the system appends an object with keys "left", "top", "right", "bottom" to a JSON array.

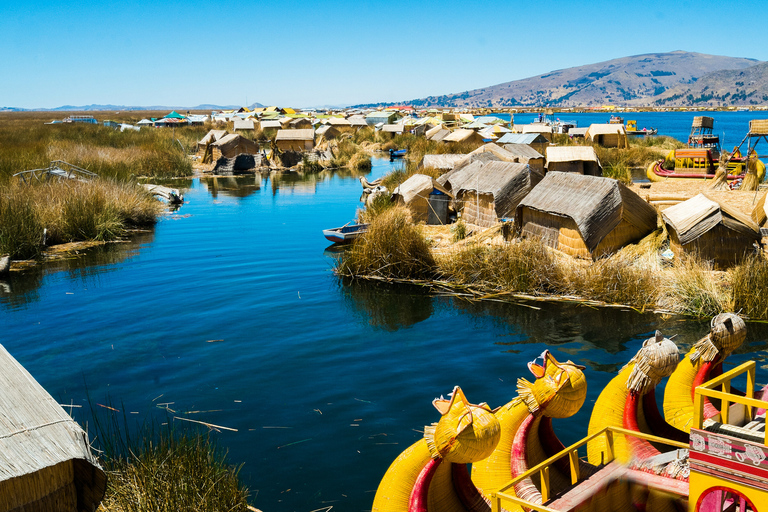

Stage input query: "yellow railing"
[
  {"left": 693, "top": 360, "right": 768, "bottom": 445},
  {"left": 490, "top": 426, "right": 687, "bottom": 512}
]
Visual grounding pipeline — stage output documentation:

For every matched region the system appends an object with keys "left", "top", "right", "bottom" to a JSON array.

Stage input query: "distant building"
[{"left": 275, "top": 129, "right": 315, "bottom": 152}]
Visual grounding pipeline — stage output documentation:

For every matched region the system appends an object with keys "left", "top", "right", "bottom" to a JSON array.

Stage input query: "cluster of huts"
[{"left": 391, "top": 139, "right": 765, "bottom": 269}]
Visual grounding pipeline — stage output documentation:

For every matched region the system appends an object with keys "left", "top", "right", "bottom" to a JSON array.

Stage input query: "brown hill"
[
  {"left": 389, "top": 51, "right": 761, "bottom": 108},
  {"left": 654, "top": 61, "right": 768, "bottom": 107}
]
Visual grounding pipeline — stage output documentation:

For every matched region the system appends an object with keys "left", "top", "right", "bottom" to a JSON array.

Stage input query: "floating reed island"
[{"left": 335, "top": 115, "right": 768, "bottom": 321}]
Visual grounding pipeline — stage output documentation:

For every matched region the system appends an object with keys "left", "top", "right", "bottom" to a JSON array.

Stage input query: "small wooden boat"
[
  {"left": 388, "top": 149, "right": 406, "bottom": 161},
  {"left": 322, "top": 223, "right": 368, "bottom": 244},
  {"left": 626, "top": 120, "right": 657, "bottom": 135}
]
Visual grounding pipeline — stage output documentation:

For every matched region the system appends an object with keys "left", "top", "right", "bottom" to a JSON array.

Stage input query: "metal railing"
[
  {"left": 693, "top": 360, "right": 767, "bottom": 444},
  {"left": 490, "top": 426, "right": 688, "bottom": 512}
]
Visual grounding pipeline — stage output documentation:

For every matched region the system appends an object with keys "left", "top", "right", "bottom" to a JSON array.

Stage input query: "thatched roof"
[
  {"left": 496, "top": 133, "right": 548, "bottom": 145},
  {"left": 501, "top": 143, "right": 544, "bottom": 160},
  {"left": 327, "top": 117, "right": 352, "bottom": 126},
  {"left": 568, "top": 127, "right": 589, "bottom": 137},
  {"left": 663, "top": 193, "right": 760, "bottom": 245},
  {"left": 421, "top": 154, "right": 467, "bottom": 170},
  {"left": 436, "top": 153, "right": 501, "bottom": 189},
  {"left": 198, "top": 129, "right": 228, "bottom": 145},
  {"left": 516, "top": 172, "right": 657, "bottom": 252},
  {"left": 381, "top": 124, "right": 405, "bottom": 133},
  {"left": 443, "top": 129, "right": 481, "bottom": 143},
  {"left": 469, "top": 142, "right": 533, "bottom": 162},
  {"left": 585, "top": 123, "right": 627, "bottom": 136},
  {"left": 347, "top": 116, "right": 368, "bottom": 127},
  {"left": 233, "top": 118, "right": 254, "bottom": 130},
  {"left": 546, "top": 146, "right": 599, "bottom": 163},
  {"left": 428, "top": 128, "right": 451, "bottom": 142},
  {"left": 752, "top": 191, "right": 768, "bottom": 226},
  {"left": 260, "top": 120, "right": 282, "bottom": 129},
  {"left": 451, "top": 161, "right": 542, "bottom": 217},
  {"left": 394, "top": 174, "right": 453, "bottom": 203},
  {"left": 0, "top": 344, "right": 106, "bottom": 511},
  {"left": 275, "top": 129, "right": 315, "bottom": 141}
]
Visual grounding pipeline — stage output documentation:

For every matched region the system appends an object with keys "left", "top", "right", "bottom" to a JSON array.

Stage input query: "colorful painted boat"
[
  {"left": 647, "top": 149, "right": 765, "bottom": 182},
  {"left": 371, "top": 313, "right": 768, "bottom": 512},
  {"left": 322, "top": 223, "right": 368, "bottom": 244}
]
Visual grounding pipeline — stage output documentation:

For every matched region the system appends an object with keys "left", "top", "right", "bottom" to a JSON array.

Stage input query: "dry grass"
[
  {"left": 730, "top": 254, "right": 768, "bottom": 319},
  {"left": 337, "top": 206, "right": 436, "bottom": 280},
  {"left": 0, "top": 179, "right": 161, "bottom": 259},
  {"left": 662, "top": 254, "right": 730, "bottom": 317}
]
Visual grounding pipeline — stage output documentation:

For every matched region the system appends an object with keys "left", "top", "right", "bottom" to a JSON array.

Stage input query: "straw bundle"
[
  {"left": 623, "top": 331, "right": 680, "bottom": 394},
  {"left": 424, "top": 387, "right": 500, "bottom": 463},
  {"left": 741, "top": 154, "right": 761, "bottom": 191},
  {"left": 690, "top": 312, "right": 747, "bottom": 362},
  {"left": 708, "top": 155, "right": 730, "bottom": 191}
]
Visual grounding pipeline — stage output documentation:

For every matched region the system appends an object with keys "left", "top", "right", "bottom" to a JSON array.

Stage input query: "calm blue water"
[
  {"left": 497, "top": 110, "right": 762, "bottom": 149},
  {"left": 2, "top": 115, "right": 768, "bottom": 512}
]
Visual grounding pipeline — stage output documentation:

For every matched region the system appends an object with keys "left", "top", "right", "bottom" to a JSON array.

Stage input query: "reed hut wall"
[
  {"left": 664, "top": 193, "right": 760, "bottom": 269},
  {"left": 211, "top": 134, "right": 259, "bottom": 160},
  {"left": 669, "top": 224, "right": 758, "bottom": 269},
  {"left": 459, "top": 192, "right": 497, "bottom": 227},
  {"left": 393, "top": 174, "right": 452, "bottom": 224},
  {"left": 0, "top": 345, "right": 106, "bottom": 512}
]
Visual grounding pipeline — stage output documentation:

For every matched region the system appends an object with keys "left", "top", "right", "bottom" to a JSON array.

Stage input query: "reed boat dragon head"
[
  {"left": 515, "top": 350, "right": 587, "bottom": 419},
  {"left": 624, "top": 330, "right": 680, "bottom": 394},
  {"left": 424, "top": 386, "right": 501, "bottom": 464}
]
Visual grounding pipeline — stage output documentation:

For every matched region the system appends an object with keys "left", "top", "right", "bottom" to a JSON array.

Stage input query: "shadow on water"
[
  {"left": 339, "top": 278, "right": 434, "bottom": 332},
  {"left": 0, "top": 231, "right": 155, "bottom": 309}
]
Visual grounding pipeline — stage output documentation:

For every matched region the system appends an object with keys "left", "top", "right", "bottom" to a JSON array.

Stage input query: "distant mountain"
[
  {"left": 654, "top": 61, "right": 768, "bottom": 107},
  {"left": 2, "top": 103, "right": 264, "bottom": 112},
  {"left": 355, "top": 51, "right": 763, "bottom": 108}
]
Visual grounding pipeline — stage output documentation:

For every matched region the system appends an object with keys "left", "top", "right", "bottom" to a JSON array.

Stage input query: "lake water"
[{"left": 2, "top": 112, "right": 768, "bottom": 512}]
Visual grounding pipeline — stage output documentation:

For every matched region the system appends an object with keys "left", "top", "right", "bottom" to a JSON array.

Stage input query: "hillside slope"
[{"left": 394, "top": 51, "right": 761, "bottom": 108}]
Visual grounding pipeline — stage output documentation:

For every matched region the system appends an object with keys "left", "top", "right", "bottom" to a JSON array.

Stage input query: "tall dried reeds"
[
  {"left": 337, "top": 206, "right": 436, "bottom": 280},
  {"left": 0, "top": 179, "right": 161, "bottom": 259},
  {"left": 663, "top": 254, "right": 729, "bottom": 317},
  {"left": 730, "top": 254, "right": 768, "bottom": 319}
]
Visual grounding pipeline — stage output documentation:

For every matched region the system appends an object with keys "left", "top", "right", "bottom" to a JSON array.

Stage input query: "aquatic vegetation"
[
  {"left": 0, "top": 179, "right": 161, "bottom": 259},
  {"left": 602, "top": 161, "right": 632, "bottom": 185},
  {"left": 357, "top": 193, "right": 394, "bottom": 223},
  {"left": 568, "top": 254, "right": 658, "bottom": 310},
  {"left": 337, "top": 206, "right": 436, "bottom": 280},
  {"left": 92, "top": 413, "right": 251, "bottom": 512}
]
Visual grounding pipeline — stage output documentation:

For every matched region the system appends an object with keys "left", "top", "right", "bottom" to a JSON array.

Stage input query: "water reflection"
[
  {"left": 340, "top": 279, "right": 434, "bottom": 331},
  {"left": 200, "top": 174, "right": 263, "bottom": 199},
  {"left": 0, "top": 231, "right": 154, "bottom": 309}
]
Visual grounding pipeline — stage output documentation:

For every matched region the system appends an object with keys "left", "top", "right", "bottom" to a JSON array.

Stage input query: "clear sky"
[{"left": 2, "top": 0, "right": 767, "bottom": 109}]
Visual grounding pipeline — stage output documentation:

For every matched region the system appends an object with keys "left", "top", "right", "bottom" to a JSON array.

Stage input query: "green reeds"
[
  {"left": 89, "top": 405, "right": 251, "bottom": 512},
  {"left": 338, "top": 206, "right": 436, "bottom": 280}
]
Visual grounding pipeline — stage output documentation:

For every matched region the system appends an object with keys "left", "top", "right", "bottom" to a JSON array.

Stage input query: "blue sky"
[{"left": 2, "top": 0, "right": 767, "bottom": 109}]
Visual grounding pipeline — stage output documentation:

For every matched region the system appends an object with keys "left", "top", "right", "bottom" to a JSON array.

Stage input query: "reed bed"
[
  {"left": 337, "top": 206, "right": 436, "bottom": 280},
  {"left": 0, "top": 179, "right": 161, "bottom": 259},
  {"left": 0, "top": 112, "right": 198, "bottom": 182},
  {"left": 90, "top": 407, "right": 251, "bottom": 512}
]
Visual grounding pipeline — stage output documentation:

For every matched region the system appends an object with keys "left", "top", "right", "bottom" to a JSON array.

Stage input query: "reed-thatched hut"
[
  {"left": 442, "top": 129, "right": 485, "bottom": 145},
  {"left": 196, "top": 129, "right": 228, "bottom": 160},
  {"left": 436, "top": 153, "right": 501, "bottom": 190},
  {"left": 289, "top": 118, "right": 312, "bottom": 129},
  {"left": 471, "top": 142, "right": 545, "bottom": 174},
  {"left": 521, "top": 123, "right": 554, "bottom": 142},
  {"left": 515, "top": 172, "right": 658, "bottom": 259},
  {"left": 275, "top": 129, "right": 315, "bottom": 152},
  {"left": 448, "top": 161, "right": 543, "bottom": 227},
  {"left": 497, "top": 133, "right": 550, "bottom": 156},
  {"left": 392, "top": 174, "right": 453, "bottom": 223},
  {"left": 0, "top": 344, "right": 106, "bottom": 512},
  {"left": 210, "top": 134, "right": 259, "bottom": 161},
  {"left": 546, "top": 146, "right": 602, "bottom": 176},
  {"left": 327, "top": 117, "right": 354, "bottom": 134},
  {"left": 426, "top": 125, "right": 450, "bottom": 142},
  {"left": 585, "top": 124, "right": 629, "bottom": 148},
  {"left": 663, "top": 193, "right": 760, "bottom": 269},
  {"left": 421, "top": 154, "right": 467, "bottom": 171},
  {"left": 233, "top": 118, "right": 255, "bottom": 131},
  {"left": 316, "top": 124, "right": 341, "bottom": 141}
]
